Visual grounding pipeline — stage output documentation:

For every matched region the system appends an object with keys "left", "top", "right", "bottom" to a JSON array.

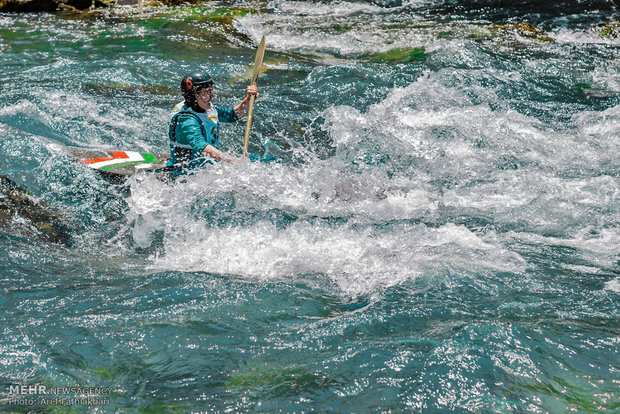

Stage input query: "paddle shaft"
[{"left": 242, "top": 95, "right": 256, "bottom": 157}]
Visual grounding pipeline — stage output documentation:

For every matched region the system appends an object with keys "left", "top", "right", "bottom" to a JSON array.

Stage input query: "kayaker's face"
[{"left": 195, "top": 85, "right": 213, "bottom": 109}]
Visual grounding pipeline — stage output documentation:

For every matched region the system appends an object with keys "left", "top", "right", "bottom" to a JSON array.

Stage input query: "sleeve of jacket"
[
  {"left": 215, "top": 106, "right": 239, "bottom": 123},
  {"left": 177, "top": 113, "right": 208, "bottom": 152}
]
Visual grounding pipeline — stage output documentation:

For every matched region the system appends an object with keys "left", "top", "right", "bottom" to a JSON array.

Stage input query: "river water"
[{"left": 1, "top": 1, "right": 619, "bottom": 412}]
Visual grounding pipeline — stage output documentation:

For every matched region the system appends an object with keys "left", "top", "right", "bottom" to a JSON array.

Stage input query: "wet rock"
[
  {"left": 0, "top": 0, "right": 138, "bottom": 13},
  {"left": 0, "top": 0, "right": 109, "bottom": 12},
  {"left": 0, "top": 0, "right": 57, "bottom": 12},
  {"left": 599, "top": 22, "right": 619, "bottom": 39},
  {"left": 0, "top": 175, "right": 72, "bottom": 245},
  {"left": 0, "top": 0, "right": 242, "bottom": 13},
  {"left": 491, "top": 23, "right": 554, "bottom": 42}
]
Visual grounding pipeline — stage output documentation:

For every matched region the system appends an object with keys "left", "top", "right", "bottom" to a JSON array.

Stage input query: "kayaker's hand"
[
  {"left": 246, "top": 85, "right": 259, "bottom": 99},
  {"left": 203, "top": 145, "right": 241, "bottom": 163},
  {"left": 221, "top": 152, "right": 244, "bottom": 163},
  {"left": 234, "top": 86, "right": 260, "bottom": 117}
]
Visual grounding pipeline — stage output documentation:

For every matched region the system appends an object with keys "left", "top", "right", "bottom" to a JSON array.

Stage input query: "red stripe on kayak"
[{"left": 82, "top": 151, "right": 129, "bottom": 165}]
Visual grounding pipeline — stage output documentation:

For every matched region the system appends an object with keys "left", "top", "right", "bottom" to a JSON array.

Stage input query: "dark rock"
[
  {"left": 0, "top": 175, "right": 72, "bottom": 245},
  {"left": 421, "top": 0, "right": 619, "bottom": 23},
  {"left": 0, "top": 0, "right": 109, "bottom": 12},
  {"left": 0, "top": 0, "right": 57, "bottom": 12}
]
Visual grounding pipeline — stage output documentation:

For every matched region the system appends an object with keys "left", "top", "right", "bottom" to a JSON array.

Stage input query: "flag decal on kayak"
[
  {"left": 70, "top": 147, "right": 170, "bottom": 177},
  {"left": 81, "top": 151, "right": 160, "bottom": 171}
]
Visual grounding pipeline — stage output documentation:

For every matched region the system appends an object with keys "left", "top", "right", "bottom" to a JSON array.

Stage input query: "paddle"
[{"left": 242, "top": 35, "right": 266, "bottom": 157}]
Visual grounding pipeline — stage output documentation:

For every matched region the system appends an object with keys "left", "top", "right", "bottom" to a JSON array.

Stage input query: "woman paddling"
[{"left": 167, "top": 71, "right": 259, "bottom": 174}]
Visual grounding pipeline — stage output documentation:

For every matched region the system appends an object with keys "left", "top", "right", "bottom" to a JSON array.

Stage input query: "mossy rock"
[
  {"left": 186, "top": 6, "right": 250, "bottom": 26},
  {"left": 367, "top": 47, "right": 427, "bottom": 63},
  {"left": 491, "top": 23, "right": 554, "bottom": 42},
  {"left": 599, "top": 22, "right": 619, "bottom": 39}
]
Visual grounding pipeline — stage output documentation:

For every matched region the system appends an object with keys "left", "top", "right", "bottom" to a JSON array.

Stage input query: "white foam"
[
  {"left": 236, "top": 2, "right": 436, "bottom": 56},
  {"left": 561, "top": 264, "right": 601, "bottom": 274},
  {"left": 605, "top": 276, "right": 620, "bottom": 293},
  {"left": 127, "top": 70, "right": 616, "bottom": 296},
  {"left": 125, "top": 161, "right": 523, "bottom": 297},
  {"left": 146, "top": 217, "right": 523, "bottom": 296},
  {"left": 505, "top": 228, "right": 620, "bottom": 268},
  {"left": 550, "top": 27, "right": 620, "bottom": 45},
  {"left": 269, "top": 0, "right": 383, "bottom": 17}
]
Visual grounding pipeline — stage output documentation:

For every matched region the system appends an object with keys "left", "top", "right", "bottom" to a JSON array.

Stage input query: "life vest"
[
  {"left": 168, "top": 110, "right": 207, "bottom": 168},
  {"left": 167, "top": 103, "right": 236, "bottom": 173}
]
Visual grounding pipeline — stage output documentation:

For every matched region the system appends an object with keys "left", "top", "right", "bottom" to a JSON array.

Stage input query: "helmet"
[{"left": 181, "top": 72, "right": 214, "bottom": 94}]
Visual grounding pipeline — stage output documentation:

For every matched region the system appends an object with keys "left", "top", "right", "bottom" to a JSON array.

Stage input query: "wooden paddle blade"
[
  {"left": 250, "top": 36, "right": 266, "bottom": 86},
  {"left": 243, "top": 36, "right": 266, "bottom": 156}
]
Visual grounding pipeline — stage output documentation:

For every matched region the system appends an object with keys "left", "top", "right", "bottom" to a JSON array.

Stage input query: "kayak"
[
  {"left": 70, "top": 147, "right": 279, "bottom": 180},
  {"left": 70, "top": 148, "right": 170, "bottom": 178}
]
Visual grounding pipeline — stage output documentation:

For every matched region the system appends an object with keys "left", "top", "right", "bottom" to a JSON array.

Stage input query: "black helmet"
[
  {"left": 181, "top": 72, "right": 214, "bottom": 112},
  {"left": 181, "top": 72, "right": 214, "bottom": 94}
]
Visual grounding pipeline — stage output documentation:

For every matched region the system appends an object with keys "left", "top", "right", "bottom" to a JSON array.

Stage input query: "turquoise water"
[{"left": 1, "top": 1, "right": 619, "bottom": 412}]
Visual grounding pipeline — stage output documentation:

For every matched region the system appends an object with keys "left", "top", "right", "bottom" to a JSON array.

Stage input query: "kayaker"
[{"left": 167, "top": 71, "right": 259, "bottom": 173}]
